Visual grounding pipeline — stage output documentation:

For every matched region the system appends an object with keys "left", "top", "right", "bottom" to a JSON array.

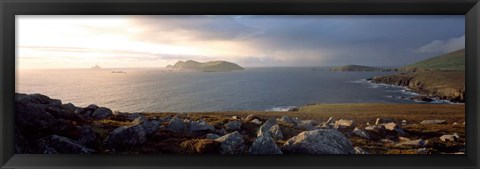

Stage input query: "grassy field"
[{"left": 401, "top": 49, "right": 465, "bottom": 71}]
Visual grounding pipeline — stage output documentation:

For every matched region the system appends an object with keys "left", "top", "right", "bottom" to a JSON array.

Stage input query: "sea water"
[{"left": 16, "top": 67, "right": 446, "bottom": 112}]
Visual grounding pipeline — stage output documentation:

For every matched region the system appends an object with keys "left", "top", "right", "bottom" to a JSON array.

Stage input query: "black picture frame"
[{"left": 1, "top": 0, "right": 479, "bottom": 168}]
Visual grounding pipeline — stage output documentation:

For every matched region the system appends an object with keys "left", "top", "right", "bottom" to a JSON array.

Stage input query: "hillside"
[
  {"left": 166, "top": 60, "right": 244, "bottom": 72},
  {"left": 330, "top": 65, "right": 389, "bottom": 72},
  {"left": 401, "top": 49, "right": 465, "bottom": 71}
]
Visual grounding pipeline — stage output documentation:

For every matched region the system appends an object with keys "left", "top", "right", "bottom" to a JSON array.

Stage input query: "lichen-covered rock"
[
  {"left": 250, "top": 119, "right": 262, "bottom": 125},
  {"left": 282, "top": 129, "right": 355, "bottom": 154},
  {"left": 420, "top": 120, "right": 447, "bottom": 125},
  {"left": 249, "top": 134, "right": 282, "bottom": 154},
  {"left": 382, "top": 122, "right": 407, "bottom": 135},
  {"left": 440, "top": 133, "right": 459, "bottom": 142},
  {"left": 334, "top": 119, "right": 354, "bottom": 129},
  {"left": 244, "top": 114, "right": 256, "bottom": 122},
  {"left": 104, "top": 125, "right": 147, "bottom": 150},
  {"left": 375, "top": 118, "right": 394, "bottom": 125},
  {"left": 214, "top": 131, "right": 245, "bottom": 154},
  {"left": 91, "top": 107, "right": 113, "bottom": 119},
  {"left": 37, "top": 135, "right": 94, "bottom": 154},
  {"left": 394, "top": 139, "right": 426, "bottom": 147},
  {"left": 225, "top": 120, "right": 242, "bottom": 131},
  {"left": 167, "top": 117, "right": 186, "bottom": 133}
]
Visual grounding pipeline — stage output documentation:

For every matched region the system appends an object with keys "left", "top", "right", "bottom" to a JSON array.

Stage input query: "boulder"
[
  {"left": 250, "top": 119, "right": 262, "bottom": 125},
  {"left": 258, "top": 119, "right": 283, "bottom": 140},
  {"left": 85, "top": 104, "right": 99, "bottom": 110},
  {"left": 91, "top": 107, "right": 113, "bottom": 119},
  {"left": 62, "top": 103, "right": 77, "bottom": 111},
  {"left": 37, "top": 135, "right": 94, "bottom": 154},
  {"left": 375, "top": 118, "right": 394, "bottom": 125},
  {"left": 189, "top": 120, "right": 215, "bottom": 136},
  {"left": 15, "top": 102, "right": 57, "bottom": 130},
  {"left": 296, "top": 120, "right": 317, "bottom": 130},
  {"left": 167, "top": 117, "right": 186, "bottom": 133},
  {"left": 104, "top": 125, "right": 147, "bottom": 150},
  {"left": 244, "top": 114, "right": 256, "bottom": 122},
  {"left": 440, "top": 133, "right": 460, "bottom": 142},
  {"left": 215, "top": 131, "right": 245, "bottom": 154},
  {"left": 249, "top": 134, "right": 282, "bottom": 154},
  {"left": 395, "top": 139, "right": 426, "bottom": 147},
  {"left": 420, "top": 120, "right": 447, "bottom": 125},
  {"left": 16, "top": 93, "right": 62, "bottom": 106},
  {"left": 277, "top": 116, "right": 297, "bottom": 125},
  {"left": 334, "top": 119, "right": 354, "bottom": 129},
  {"left": 354, "top": 147, "right": 368, "bottom": 154},
  {"left": 142, "top": 120, "right": 161, "bottom": 135},
  {"left": 381, "top": 122, "right": 407, "bottom": 135},
  {"left": 225, "top": 120, "right": 242, "bottom": 131},
  {"left": 352, "top": 127, "right": 370, "bottom": 139},
  {"left": 281, "top": 129, "right": 355, "bottom": 154},
  {"left": 76, "top": 125, "right": 97, "bottom": 146},
  {"left": 205, "top": 133, "right": 221, "bottom": 139}
]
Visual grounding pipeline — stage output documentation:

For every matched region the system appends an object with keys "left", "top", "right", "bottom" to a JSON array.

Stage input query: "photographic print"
[{"left": 15, "top": 15, "right": 465, "bottom": 155}]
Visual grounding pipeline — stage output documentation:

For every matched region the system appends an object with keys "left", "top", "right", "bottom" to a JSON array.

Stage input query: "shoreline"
[{"left": 15, "top": 93, "right": 465, "bottom": 155}]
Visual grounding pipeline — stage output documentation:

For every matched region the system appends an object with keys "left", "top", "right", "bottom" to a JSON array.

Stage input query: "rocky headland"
[{"left": 15, "top": 93, "right": 465, "bottom": 154}]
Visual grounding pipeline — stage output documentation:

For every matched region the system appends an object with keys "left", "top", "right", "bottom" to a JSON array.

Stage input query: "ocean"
[{"left": 16, "top": 67, "right": 448, "bottom": 112}]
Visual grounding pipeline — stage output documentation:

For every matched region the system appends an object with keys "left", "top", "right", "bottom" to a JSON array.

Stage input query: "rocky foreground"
[{"left": 15, "top": 93, "right": 465, "bottom": 154}]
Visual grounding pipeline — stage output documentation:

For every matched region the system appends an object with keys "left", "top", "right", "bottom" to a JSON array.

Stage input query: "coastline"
[
  {"left": 15, "top": 93, "right": 465, "bottom": 155},
  {"left": 368, "top": 70, "right": 465, "bottom": 103}
]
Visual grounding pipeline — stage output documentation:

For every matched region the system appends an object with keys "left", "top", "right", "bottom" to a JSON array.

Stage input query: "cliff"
[{"left": 370, "top": 71, "right": 465, "bottom": 102}]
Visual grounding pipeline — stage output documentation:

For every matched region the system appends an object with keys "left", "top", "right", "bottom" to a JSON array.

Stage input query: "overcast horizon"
[{"left": 17, "top": 15, "right": 465, "bottom": 69}]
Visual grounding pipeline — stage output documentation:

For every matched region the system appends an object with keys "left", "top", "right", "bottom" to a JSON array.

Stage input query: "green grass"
[
  {"left": 402, "top": 49, "right": 465, "bottom": 71},
  {"left": 330, "top": 65, "right": 386, "bottom": 71}
]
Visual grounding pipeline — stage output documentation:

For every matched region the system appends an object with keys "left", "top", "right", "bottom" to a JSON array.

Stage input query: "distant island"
[
  {"left": 166, "top": 60, "right": 244, "bottom": 72},
  {"left": 91, "top": 65, "right": 101, "bottom": 69},
  {"left": 330, "top": 65, "right": 393, "bottom": 72}
]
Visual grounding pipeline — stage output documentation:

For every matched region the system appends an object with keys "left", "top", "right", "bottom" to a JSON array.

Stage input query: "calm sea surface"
[{"left": 16, "top": 67, "right": 441, "bottom": 112}]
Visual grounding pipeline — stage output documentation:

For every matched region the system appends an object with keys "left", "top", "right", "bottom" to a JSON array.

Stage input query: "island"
[
  {"left": 369, "top": 49, "right": 465, "bottom": 103},
  {"left": 330, "top": 65, "right": 393, "bottom": 72},
  {"left": 166, "top": 60, "right": 244, "bottom": 72},
  {"left": 91, "top": 65, "right": 102, "bottom": 69}
]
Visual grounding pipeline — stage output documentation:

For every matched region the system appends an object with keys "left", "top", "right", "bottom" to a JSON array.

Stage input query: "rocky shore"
[
  {"left": 15, "top": 93, "right": 465, "bottom": 154},
  {"left": 370, "top": 70, "right": 465, "bottom": 103}
]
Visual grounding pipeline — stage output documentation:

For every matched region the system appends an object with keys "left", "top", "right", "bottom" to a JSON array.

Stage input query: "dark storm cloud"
[{"left": 131, "top": 15, "right": 465, "bottom": 67}]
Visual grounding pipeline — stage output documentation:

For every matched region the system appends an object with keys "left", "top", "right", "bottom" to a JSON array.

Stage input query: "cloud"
[{"left": 415, "top": 35, "right": 465, "bottom": 54}]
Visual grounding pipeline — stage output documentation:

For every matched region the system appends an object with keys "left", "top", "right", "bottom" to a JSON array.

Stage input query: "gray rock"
[
  {"left": 225, "top": 120, "right": 242, "bottom": 131},
  {"left": 125, "top": 113, "right": 146, "bottom": 121},
  {"left": 142, "top": 120, "right": 160, "bottom": 135},
  {"left": 375, "top": 118, "right": 394, "bottom": 125},
  {"left": 258, "top": 119, "right": 283, "bottom": 140},
  {"left": 91, "top": 107, "right": 113, "bottom": 119},
  {"left": 250, "top": 119, "right": 262, "bottom": 125},
  {"left": 86, "top": 104, "right": 99, "bottom": 110},
  {"left": 277, "top": 116, "right": 297, "bottom": 125},
  {"left": 420, "top": 120, "right": 447, "bottom": 125},
  {"left": 297, "top": 120, "right": 317, "bottom": 130},
  {"left": 281, "top": 129, "right": 355, "bottom": 154},
  {"left": 352, "top": 127, "right": 370, "bottom": 139},
  {"left": 232, "top": 116, "right": 239, "bottom": 120},
  {"left": 131, "top": 116, "right": 147, "bottom": 124},
  {"left": 62, "top": 103, "right": 77, "bottom": 111},
  {"left": 364, "top": 125, "right": 387, "bottom": 135},
  {"left": 354, "top": 147, "right": 368, "bottom": 154},
  {"left": 395, "top": 139, "right": 426, "bottom": 147},
  {"left": 37, "top": 135, "right": 94, "bottom": 154},
  {"left": 189, "top": 120, "right": 215, "bottom": 136},
  {"left": 249, "top": 134, "right": 282, "bottom": 154},
  {"left": 440, "top": 133, "right": 460, "bottom": 142},
  {"left": 77, "top": 125, "right": 97, "bottom": 145},
  {"left": 244, "top": 114, "right": 256, "bottom": 122},
  {"left": 15, "top": 101, "right": 57, "bottom": 130},
  {"left": 416, "top": 148, "right": 429, "bottom": 154},
  {"left": 104, "top": 125, "right": 147, "bottom": 150},
  {"left": 167, "top": 117, "right": 186, "bottom": 133},
  {"left": 215, "top": 131, "right": 245, "bottom": 154},
  {"left": 205, "top": 133, "right": 221, "bottom": 139},
  {"left": 334, "top": 119, "right": 354, "bottom": 129},
  {"left": 401, "top": 120, "right": 407, "bottom": 126},
  {"left": 16, "top": 93, "right": 62, "bottom": 106}
]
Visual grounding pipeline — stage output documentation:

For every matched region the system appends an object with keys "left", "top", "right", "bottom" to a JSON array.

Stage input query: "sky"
[{"left": 17, "top": 15, "right": 465, "bottom": 69}]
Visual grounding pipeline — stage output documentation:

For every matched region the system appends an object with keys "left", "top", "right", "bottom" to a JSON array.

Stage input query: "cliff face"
[
  {"left": 167, "top": 60, "right": 244, "bottom": 72},
  {"left": 371, "top": 71, "right": 465, "bottom": 102}
]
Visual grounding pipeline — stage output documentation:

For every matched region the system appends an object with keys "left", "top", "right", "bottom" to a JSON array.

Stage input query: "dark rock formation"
[{"left": 281, "top": 129, "right": 355, "bottom": 154}]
